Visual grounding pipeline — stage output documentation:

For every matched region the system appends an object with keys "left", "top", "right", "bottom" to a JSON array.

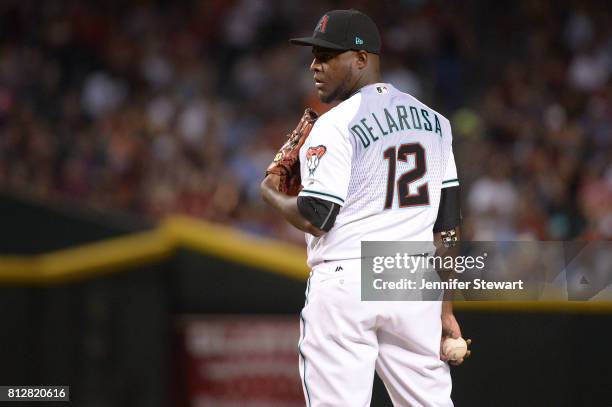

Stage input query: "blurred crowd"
[{"left": 0, "top": 0, "right": 610, "bottom": 243}]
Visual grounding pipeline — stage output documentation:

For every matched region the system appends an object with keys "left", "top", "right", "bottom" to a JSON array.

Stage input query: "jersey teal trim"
[
  {"left": 442, "top": 178, "right": 459, "bottom": 184},
  {"left": 300, "top": 189, "right": 345, "bottom": 204}
]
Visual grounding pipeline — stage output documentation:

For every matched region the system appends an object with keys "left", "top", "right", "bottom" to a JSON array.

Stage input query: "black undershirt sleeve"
[
  {"left": 297, "top": 196, "right": 340, "bottom": 232},
  {"left": 433, "top": 186, "right": 462, "bottom": 233}
]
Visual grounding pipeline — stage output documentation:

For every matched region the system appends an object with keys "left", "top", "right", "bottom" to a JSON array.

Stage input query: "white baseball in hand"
[{"left": 442, "top": 337, "right": 468, "bottom": 361}]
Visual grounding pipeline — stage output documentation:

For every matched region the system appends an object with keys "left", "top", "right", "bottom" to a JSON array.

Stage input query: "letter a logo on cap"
[{"left": 316, "top": 15, "right": 329, "bottom": 33}]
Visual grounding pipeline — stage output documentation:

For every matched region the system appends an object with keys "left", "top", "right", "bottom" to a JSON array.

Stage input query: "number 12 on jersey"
[{"left": 383, "top": 143, "right": 429, "bottom": 209}]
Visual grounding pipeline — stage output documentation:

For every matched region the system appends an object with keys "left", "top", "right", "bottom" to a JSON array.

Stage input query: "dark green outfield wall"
[{"left": 0, "top": 190, "right": 150, "bottom": 254}]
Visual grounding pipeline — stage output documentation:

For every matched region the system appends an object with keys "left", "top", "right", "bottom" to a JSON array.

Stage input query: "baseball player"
[{"left": 261, "top": 9, "right": 469, "bottom": 407}]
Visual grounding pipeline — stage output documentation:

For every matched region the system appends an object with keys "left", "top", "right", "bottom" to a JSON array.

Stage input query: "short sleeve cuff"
[
  {"left": 299, "top": 189, "right": 345, "bottom": 206},
  {"left": 441, "top": 178, "right": 459, "bottom": 188}
]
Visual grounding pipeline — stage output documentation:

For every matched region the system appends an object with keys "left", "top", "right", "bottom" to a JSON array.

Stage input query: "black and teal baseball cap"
[{"left": 290, "top": 9, "right": 381, "bottom": 54}]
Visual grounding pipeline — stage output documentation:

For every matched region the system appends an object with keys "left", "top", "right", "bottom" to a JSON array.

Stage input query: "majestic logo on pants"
[{"left": 306, "top": 145, "right": 327, "bottom": 176}]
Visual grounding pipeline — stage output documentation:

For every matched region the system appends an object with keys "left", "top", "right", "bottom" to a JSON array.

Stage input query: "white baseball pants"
[{"left": 298, "top": 259, "right": 453, "bottom": 407}]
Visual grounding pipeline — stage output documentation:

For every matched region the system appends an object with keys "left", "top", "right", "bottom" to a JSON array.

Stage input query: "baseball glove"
[{"left": 265, "top": 108, "right": 318, "bottom": 196}]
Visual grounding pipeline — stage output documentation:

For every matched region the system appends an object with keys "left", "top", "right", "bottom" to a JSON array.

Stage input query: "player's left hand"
[{"left": 440, "top": 312, "right": 472, "bottom": 365}]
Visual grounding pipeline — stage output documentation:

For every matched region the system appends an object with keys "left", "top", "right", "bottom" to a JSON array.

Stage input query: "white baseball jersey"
[{"left": 299, "top": 83, "right": 459, "bottom": 268}]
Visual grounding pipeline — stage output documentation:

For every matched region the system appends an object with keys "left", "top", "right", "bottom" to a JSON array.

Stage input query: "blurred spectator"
[{"left": 0, "top": 0, "right": 610, "bottom": 244}]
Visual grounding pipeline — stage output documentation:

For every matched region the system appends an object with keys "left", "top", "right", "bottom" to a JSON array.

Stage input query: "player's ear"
[{"left": 354, "top": 50, "right": 368, "bottom": 69}]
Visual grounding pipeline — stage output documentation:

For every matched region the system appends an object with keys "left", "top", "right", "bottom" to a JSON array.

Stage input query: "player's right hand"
[
  {"left": 442, "top": 338, "right": 472, "bottom": 366},
  {"left": 440, "top": 313, "right": 472, "bottom": 365}
]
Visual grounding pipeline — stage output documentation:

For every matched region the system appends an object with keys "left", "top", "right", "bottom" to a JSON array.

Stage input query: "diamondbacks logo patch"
[{"left": 306, "top": 145, "right": 326, "bottom": 176}]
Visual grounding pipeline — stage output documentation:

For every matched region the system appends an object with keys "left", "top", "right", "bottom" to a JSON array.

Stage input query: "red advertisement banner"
[{"left": 180, "top": 316, "right": 303, "bottom": 407}]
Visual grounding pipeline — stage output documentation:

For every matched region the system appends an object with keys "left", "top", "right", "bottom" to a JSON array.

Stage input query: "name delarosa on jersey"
[{"left": 349, "top": 102, "right": 445, "bottom": 150}]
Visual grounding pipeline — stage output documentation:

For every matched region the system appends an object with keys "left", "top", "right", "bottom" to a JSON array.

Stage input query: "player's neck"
[{"left": 349, "top": 73, "right": 382, "bottom": 97}]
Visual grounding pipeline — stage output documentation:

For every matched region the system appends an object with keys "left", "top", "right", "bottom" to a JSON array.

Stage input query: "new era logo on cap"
[{"left": 355, "top": 37, "right": 364, "bottom": 45}]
